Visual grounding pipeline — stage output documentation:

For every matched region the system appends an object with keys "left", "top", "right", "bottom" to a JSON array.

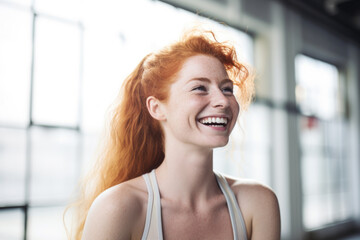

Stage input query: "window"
[
  {"left": 295, "top": 54, "right": 351, "bottom": 229},
  {"left": 0, "top": 5, "right": 32, "bottom": 127},
  {"left": 0, "top": 209, "right": 24, "bottom": 239},
  {"left": 32, "top": 17, "right": 81, "bottom": 127}
]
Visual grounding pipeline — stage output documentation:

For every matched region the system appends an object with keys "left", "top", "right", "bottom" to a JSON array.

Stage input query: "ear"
[{"left": 146, "top": 96, "right": 166, "bottom": 121}]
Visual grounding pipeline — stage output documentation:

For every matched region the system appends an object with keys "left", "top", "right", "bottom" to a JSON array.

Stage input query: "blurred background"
[{"left": 0, "top": 0, "right": 359, "bottom": 239}]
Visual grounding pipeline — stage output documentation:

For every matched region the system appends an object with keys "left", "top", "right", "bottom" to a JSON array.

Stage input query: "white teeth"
[{"left": 200, "top": 117, "right": 228, "bottom": 125}]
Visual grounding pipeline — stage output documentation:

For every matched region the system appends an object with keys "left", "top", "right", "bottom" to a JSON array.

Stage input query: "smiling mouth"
[{"left": 199, "top": 117, "right": 228, "bottom": 127}]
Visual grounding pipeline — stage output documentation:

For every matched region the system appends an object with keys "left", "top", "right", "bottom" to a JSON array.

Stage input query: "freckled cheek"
[
  {"left": 188, "top": 97, "right": 206, "bottom": 106},
  {"left": 180, "top": 98, "right": 206, "bottom": 124},
  {"left": 170, "top": 98, "right": 199, "bottom": 118}
]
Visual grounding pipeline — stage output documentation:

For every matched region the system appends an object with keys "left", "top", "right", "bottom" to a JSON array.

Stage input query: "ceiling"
[
  {"left": 163, "top": 0, "right": 360, "bottom": 44},
  {"left": 280, "top": 0, "right": 360, "bottom": 44}
]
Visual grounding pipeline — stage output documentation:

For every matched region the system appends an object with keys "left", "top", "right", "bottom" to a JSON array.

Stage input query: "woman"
[{"left": 73, "top": 28, "right": 280, "bottom": 240}]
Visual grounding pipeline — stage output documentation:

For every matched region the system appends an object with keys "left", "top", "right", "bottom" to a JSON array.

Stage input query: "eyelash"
[
  {"left": 222, "top": 87, "right": 233, "bottom": 94},
  {"left": 191, "top": 85, "right": 234, "bottom": 94},
  {"left": 192, "top": 85, "right": 207, "bottom": 91}
]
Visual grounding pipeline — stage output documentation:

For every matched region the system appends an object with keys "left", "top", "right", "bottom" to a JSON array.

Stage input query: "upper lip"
[{"left": 198, "top": 114, "right": 230, "bottom": 120}]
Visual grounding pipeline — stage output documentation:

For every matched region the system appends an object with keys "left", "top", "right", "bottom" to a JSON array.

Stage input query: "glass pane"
[
  {"left": 300, "top": 116, "right": 351, "bottom": 229},
  {"left": 295, "top": 55, "right": 339, "bottom": 120},
  {"left": 0, "top": 128, "right": 27, "bottom": 205},
  {"left": 1, "top": 0, "right": 32, "bottom": 7},
  {"left": 28, "top": 206, "right": 67, "bottom": 240},
  {"left": 81, "top": 29, "right": 125, "bottom": 133},
  {"left": 32, "top": 17, "right": 81, "bottom": 127},
  {"left": 296, "top": 55, "right": 350, "bottom": 229},
  {"left": 34, "top": 0, "right": 82, "bottom": 21},
  {"left": 0, "top": 6, "right": 32, "bottom": 127},
  {"left": 29, "top": 127, "right": 80, "bottom": 204},
  {"left": 80, "top": 132, "right": 102, "bottom": 173},
  {"left": 0, "top": 209, "right": 24, "bottom": 240}
]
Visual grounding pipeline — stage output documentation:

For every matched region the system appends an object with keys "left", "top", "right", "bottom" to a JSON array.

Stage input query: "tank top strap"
[
  {"left": 141, "top": 169, "right": 164, "bottom": 240},
  {"left": 141, "top": 173, "right": 153, "bottom": 240},
  {"left": 215, "top": 172, "right": 248, "bottom": 240}
]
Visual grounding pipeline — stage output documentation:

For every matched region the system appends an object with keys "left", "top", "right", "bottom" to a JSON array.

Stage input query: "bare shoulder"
[
  {"left": 224, "top": 176, "right": 281, "bottom": 240},
  {"left": 82, "top": 176, "right": 148, "bottom": 240},
  {"left": 225, "top": 176, "right": 279, "bottom": 208}
]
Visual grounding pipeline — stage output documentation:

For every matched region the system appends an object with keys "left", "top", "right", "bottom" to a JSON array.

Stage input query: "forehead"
[{"left": 174, "top": 54, "right": 229, "bottom": 84}]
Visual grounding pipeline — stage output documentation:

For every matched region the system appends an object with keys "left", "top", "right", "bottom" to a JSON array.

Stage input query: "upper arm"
[
  {"left": 81, "top": 185, "right": 142, "bottom": 240},
  {"left": 249, "top": 185, "right": 281, "bottom": 240}
]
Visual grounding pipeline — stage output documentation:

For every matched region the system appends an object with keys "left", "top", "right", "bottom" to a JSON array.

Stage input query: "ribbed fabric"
[
  {"left": 141, "top": 170, "right": 248, "bottom": 240},
  {"left": 215, "top": 172, "right": 248, "bottom": 240},
  {"left": 141, "top": 170, "right": 163, "bottom": 240}
]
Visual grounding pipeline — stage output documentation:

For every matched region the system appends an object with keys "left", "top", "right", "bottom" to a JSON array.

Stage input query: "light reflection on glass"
[
  {"left": 0, "top": 209, "right": 24, "bottom": 240},
  {"left": 296, "top": 55, "right": 350, "bottom": 229},
  {"left": 0, "top": 6, "right": 32, "bottom": 127},
  {"left": 295, "top": 55, "right": 339, "bottom": 120},
  {"left": 32, "top": 17, "right": 81, "bottom": 127}
]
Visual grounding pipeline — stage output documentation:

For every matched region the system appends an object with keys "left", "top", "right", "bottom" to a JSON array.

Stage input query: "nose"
[{"left": 211, "top": 88, "right": 230, "bottom": 108}]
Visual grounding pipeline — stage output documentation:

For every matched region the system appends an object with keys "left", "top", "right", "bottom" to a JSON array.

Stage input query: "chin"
[
  {"left": 206, "top": 139, "right": 230, "bottom": 149},
  {"left": 215, "top": 142, "right": 229, "bottom": 148}
]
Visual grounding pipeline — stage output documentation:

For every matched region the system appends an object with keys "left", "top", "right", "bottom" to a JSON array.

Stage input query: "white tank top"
[{"left": 141, "top": 169, "right": 248, "bottom": 240}]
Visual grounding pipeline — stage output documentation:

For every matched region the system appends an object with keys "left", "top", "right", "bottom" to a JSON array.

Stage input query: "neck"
[{"left": 155, "top": 140, "right": 220, "bottom": 209}]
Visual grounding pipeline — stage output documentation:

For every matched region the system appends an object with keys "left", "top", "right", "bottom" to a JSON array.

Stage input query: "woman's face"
[{"left": 160, "top": 54, "right": 240, "bottom": 149}]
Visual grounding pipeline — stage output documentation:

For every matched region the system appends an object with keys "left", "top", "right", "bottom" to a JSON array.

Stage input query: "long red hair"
[{"left": 67, "top": 27, "right": 254, "bottom": 239}]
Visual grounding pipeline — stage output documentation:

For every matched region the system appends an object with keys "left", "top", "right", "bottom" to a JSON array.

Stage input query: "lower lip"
[{"left": 200, "top": 123, "right": 227, "bottom": 131}]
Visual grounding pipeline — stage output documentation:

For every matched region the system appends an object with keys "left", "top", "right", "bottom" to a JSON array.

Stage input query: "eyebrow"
[{"left": 187, "top": 77, "right": 233, "bottom": 84}]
